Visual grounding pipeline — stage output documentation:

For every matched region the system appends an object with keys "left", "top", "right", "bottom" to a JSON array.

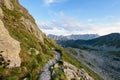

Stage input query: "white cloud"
[
  {"left": 41, "top": 27, "right": 69, "bottom": 35},
  {"left": 87, "top": 19, "right": 94, "bottom": 22},
  {"left": 37, "top": 22, "right": 53, "bottom": 29},
  {"left": 85, "top": 22, "right": 120, "bottom": 35},
  {"left": 38, "top": 12, "right": 120, "bottom": 35},
  {"left": 44, "top": 0, "right": 62, "bottom": 5}
]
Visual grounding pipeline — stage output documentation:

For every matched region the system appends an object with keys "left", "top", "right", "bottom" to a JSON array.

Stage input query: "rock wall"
[
  {"left": 0, "top": 1, "right": 21, "bottom": 67},
  {"left": 0, "top": 0, "right": 14, "bottom": 10},
  {"left": 0, "top": 19, "right": 21, "bottom": 67},
  {"left": 0, "top": 0, "right": 44, "bottom": 42},
  {"left": 52, "top": 61, "right": 94, "bottom": 80},
  {"left": 19, "top": 16, "right": 44, "bottom": 42},
  {"left": 63, "top": 61, "right": 94, "bottom": 80},
  {"left": 0, "top": 0, "right": 46, "bottom": 68}
]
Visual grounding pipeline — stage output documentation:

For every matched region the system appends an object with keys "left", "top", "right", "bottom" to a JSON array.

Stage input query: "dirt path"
[{"left": 38, "top": 51, "right": 61, "bottom": 80}]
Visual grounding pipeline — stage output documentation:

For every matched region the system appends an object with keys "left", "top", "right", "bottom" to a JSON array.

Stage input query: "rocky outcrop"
[
  {"left": 53, "top": 61, "right": 94, "bottom": 80},
  {"left": 0, "top": 19, "right": 21, "bottom": 67},
  {"left": 0, "top": 0, "right": 44, "bottom": 43},
  {"left": 0, "top": 2, "right": 21, "bottom": 68},
  {"left": 0, "top": 0, "right": 14, "bottom": 10},
  {"left": 19, "top": 16, "right": 44, "bottom": 42},
  {"left": 63, "top": 61, "right": 94, "bottom": 80},
  {"left": 3, "top": 0, "right": 14, "bottom": 10},
  {"left": 39, "top": 51, "right": 94, "bottom": 80},
  {"left": 0, "top": 0, "right": 45, "bottom": 68}
]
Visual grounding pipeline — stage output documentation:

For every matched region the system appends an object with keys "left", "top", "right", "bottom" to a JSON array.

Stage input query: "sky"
[{"left": 19, "top": 0, "right": 120, "bottom": 35}]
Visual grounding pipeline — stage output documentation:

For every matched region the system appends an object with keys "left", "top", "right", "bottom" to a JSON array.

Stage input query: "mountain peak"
[
  {"left": 108, "top": 33, "right": 120, "bottom": 36},
  {"left": 48, "top": 34, "right": 99, "bottom": 40}
]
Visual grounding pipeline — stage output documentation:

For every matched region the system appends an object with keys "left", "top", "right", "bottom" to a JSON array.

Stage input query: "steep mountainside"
[
  {"left": 55, "top": 33, "right": 120, "bottom": 80},
  {"left": 48, "top": 34, "right": 99, "bottom": 40},
  {"left": 65, "top": 48, "right": 120, "bottom": 80},
  {"left": 0, "top": 0, "right": 102, "bottom": 80},
  {"left": 0, "top": 0, "right": 61, "bottom": 79}
]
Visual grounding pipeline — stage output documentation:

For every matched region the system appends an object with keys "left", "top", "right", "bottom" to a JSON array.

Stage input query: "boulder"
[
  {"left": 63, "top": 61, "right": 94, "bottom": 80},
  {"left": 0, "top": 20, "right": 21, "bottom": 68}
]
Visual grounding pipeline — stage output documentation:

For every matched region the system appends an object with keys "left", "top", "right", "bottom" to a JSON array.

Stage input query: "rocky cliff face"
[
  {"left": 0, "top": 0, "right": 44, "bottom": 42},
  {"left": 0, "top": 19, "right": 21, "bottom": 67},
  {"left": 0, "top": 0, "right": 55, "bottom": 77},
  {"left": 63, "top": 61, "right": 94, "bottom": 80},
  {"left": 0, "top": 0, "right": 49, "bottom": 68},
  {"left": 0, "top": 0, "right": 60, "bottom": 79},
  {"left": 0, "top": 0, "right": 21, "bottom": 68},
  {"left": 0, "top": 0, "right": 14, "bottom": 10}
]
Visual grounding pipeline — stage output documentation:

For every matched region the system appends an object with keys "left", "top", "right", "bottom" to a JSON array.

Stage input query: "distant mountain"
[
  {"left": 64, "top": 33, "right": 120, "bottom": 80},
  {"left": 57, "top": 33, "right": 120, "bottom": 49},
  {"left": 48, "top": 34, "right": 99, "bottom": 40}
]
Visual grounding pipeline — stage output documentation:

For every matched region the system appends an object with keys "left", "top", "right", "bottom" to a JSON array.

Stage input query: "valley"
[
  {"left": 66, "top": 48, "right": 120, "bottom": 80},
  {"left": 0, "top": 0, "right": 119, "bottom": 80},
  {"left": 49, "top": 33, "right": 120, "bottom": 80}
]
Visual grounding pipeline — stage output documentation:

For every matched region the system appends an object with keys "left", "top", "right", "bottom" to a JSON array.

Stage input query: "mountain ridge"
[
  {"left": 57, "top": 33, "right": 120, "bottom": 49},
  {"left": 48, "top": 34, "right": 99, "bottom": 40}
]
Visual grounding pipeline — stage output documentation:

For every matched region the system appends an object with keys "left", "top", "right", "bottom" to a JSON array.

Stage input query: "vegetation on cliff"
[{"left": 0, "top": 0, "right": 102, "bottom": 80}]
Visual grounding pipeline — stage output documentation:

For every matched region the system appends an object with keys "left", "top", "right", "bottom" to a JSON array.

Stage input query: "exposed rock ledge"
[
  {"left": 0, "top": 20, "right": 21, "bottom": 68},
  {"left": 63, "top": 61, "right": 94, "bottom": 80},
  {"left": 38, "top": 51, "right": 94, "bottom": 80}
]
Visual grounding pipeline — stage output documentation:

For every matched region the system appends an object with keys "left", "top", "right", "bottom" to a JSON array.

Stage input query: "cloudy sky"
[{"left": 19, "top": 0, "right": 120, "bottom": 35}]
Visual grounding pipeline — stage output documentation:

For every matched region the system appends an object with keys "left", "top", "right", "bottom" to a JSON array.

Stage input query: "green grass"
[
  {"left": 51, "top": 67, "right": 67, "bottom": 80},
  {"left": 0, "top": 5, "right": 58, "bottom": 80},
  {"left": 60, "top": 48, "right": 103, "bottom": 80},
  {"left": 0, "top": 3, "right": 103, "bottom": 80},
  {"left": 65, "top": 47, "right": 78, "bottom": 56},
  {"left": 109, "top": 51, "right": 120, "bottom": 57},
  {"left": 3, "top": 76, "right": 19, "bottom": 80}
]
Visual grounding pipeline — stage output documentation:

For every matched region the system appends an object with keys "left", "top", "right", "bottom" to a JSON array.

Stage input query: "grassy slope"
[
  {"left": 0, "top": 4, "right": 60, "bottom": 80},
  {"left": 0, "top": 1, "right": 102, "bottom": 80},
  {"left": 60, "top": 48, "right": 103, "bottom": 80},
  {"left": 109, "top": 51, "right": 120, "bottom": 57}
]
